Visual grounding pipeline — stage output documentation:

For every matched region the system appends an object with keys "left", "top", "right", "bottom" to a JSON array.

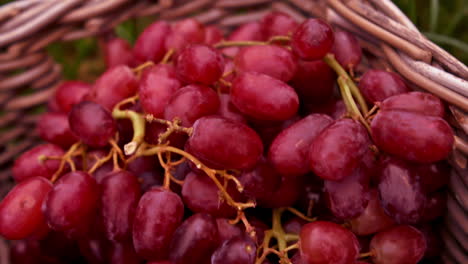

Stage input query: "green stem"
[
  {"left": 272, "top": 208, "right": 287, "bottom": 252},
  {"left": 338, "top": 77, "right": 372, "bottom": 132},
  {"left": 214, "top": 40, "right": 267, "bottom": 49},
  {"left": 284, "top": 234, "right": 300, "bottom": 242},
  {"left": 112, "top": 108, "right": 145, "bottom": 155}
]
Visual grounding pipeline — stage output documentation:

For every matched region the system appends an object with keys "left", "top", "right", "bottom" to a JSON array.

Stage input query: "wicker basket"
[{"left": 0, "top": 0, "right": 467, "bottom": 263}]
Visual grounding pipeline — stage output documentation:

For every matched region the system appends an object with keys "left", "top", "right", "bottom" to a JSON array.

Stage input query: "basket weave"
[{"left": 0, "top": 0, "right": 467, "bottom": 263}]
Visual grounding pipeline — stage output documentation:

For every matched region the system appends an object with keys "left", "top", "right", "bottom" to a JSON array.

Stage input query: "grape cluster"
[{"left": 0, "top": 12, "right": 453, "bottom": 264}]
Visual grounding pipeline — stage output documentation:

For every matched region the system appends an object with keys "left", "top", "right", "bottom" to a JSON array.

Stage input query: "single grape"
[
  {"left": 133, "top": 187, "right": 184, "bottom": 260},
  {"left": 257, "top": 175, "right": 303, "bottom": 208},
  {"left": 222, "top": 22, "right": 264, "bottom": 57},
  {"left": 181, "top": 172, "right": 240, "bottom": 218},
  {"left": 380, "top": 91, "right": 445, "bottom": 118},
  {"left": 187, "top": 116, "right": 263, "bottom": 170},
  {"left": 12, "top": 143, "right": 64, "bottom": 182},
  {"left": 324, "top": 165, "right": 371, "bottom": 219},
  {"left": 100, "top": 170, "right": 141, "bottom": 242},
  {"left": 290, "top": 59, "right": 335, "bottom": 104},
  {"left": 138, "top": 170, "right": 164, "bottom": 193},
  {"left": 358, "top": 70, "right": 410, "bottom": 103},
  {"left": 217, "top": 94, "right": 247, "bottom": 123},
  {"left": 237, "top": 158, "right": 281, "bottom": 200},
  {"left": 88, "top": 65, "right": 139, "bottom": 111},
  {"left": 370, "top": 225, "right": 426, "bottom": 264},
  {"left": 44, "top": 171, "right": 99, "bottom": 238},
  {"left": 169, "top": 213, "right": 220, "bottom": 264},
  {"left": 260, "top": 11, "right": 298, "bottom": 38},
  {"left": 378, "top": 158, "right": 427, "bottom": 224},
  {"left": 140, "top": 64, "right": 182, "bottom": 118},
  {"left": 283, "top": 217, "right": 308, "bottom": 234},
  {"left": 165, "top": 18, "right": 205, "bottom": 52},
  {"left": 309, "top": 119, "right": 371, "bottom": 181},
  {"left": 349, "top": 190, "right": 395, "bottom": 236},
  {"left": 0, "top": 177, "right": 52, "bottom": 240},
  {"left": 54, "top": 81, "right": 91, "bottom": 112},
  {"left": 108, "top": 241, "right": 141, "bottom": 264},
  {"left": 102, "top": 37, "right": 135, "bottom": 68},
  {"left": 164, "top": 84, "right": 220, "bottom": 127},
  {"left": 231, "top": 72, "right": 299, "bottom": 121},
  {"left": 421, "top": 190, "right": 446, "bottom": 221},
  {"left": 331, "top": 31, "right": 362, "bottom": 70},
  {"left": 37, "top": 112, "right": 78, "bottom": 148},
  {"left": 299, "top": 221, "right": 359, "bottom": 264},
  {"left": 204, "top": 25, "right": 223, "bottom": 45},
  {"left": 126, "top": 155, "right": 159, "bottom": 177},
  {"left": 133, "top": 21, "right": 171, "bottom": 63},
  {"left": 176, "top": 44, "right": 225, "bottom": 85},
  {"left": 268, "top": 114, "right": 333, "bottom": 176},
  {"left": 68, "top": 101, "right": 117, "bottom": 147},
  {"left": 234, "top": 45, "right": 297, "bottom": 82},
  {"left": 211, "top": 236, "right": 256, "bottom": 264},
  {"left": 291, "top": 18, "right": 334, "bottom": 60},
  {"left": 371, "top": 110, "right": 453, "bottom": 163},
  {"left": 216, "top": 218, "right": 243, "bottom": 243}
]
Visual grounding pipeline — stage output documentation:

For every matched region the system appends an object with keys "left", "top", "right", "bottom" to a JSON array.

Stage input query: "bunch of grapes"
[{"left": 0, "top": 12, "right": 453, "bottom": 264}]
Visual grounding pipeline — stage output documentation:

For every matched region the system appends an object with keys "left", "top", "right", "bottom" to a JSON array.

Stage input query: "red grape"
[
  {"left": 370, "top": 225, "right": 426, "bottom": 264},
  {"left": 126, "top": 155, "right": 159, "bottom": 177},
  {"left": 291, "top": 252, "right": 305, "bottom": 264},
  {"left": 88, "top": 65, "right": 138, "bottom": 110},
  {"left": 349, "top": 190, "right": 395, "bottom": 236},
  {"left": 268, "top": 114, "right": 333, "bottom": 176},
  {"left": 169, "top": 213, "right": 220, "bottom": 264},
  {"left": 305, "top": 99, "right": 346, "bottom": 120},
  {"left": 222, "top": 22, "right": 264, "bottom": 57},
  {"left": 165, "top": 18, "right": 205, "bottom": 52},
  {"left": 134, "top": 21, "right": 171, "bottom": 63},
  {"left": 238, "top": 158, "right": 281, "bottom": 200},
  {"left": 380, "top": 91, "right": 445, "bottom": 118},
  {"left": 331, "top": 31, "right": 362, "bottom": 70},
  {"left": 234, "top": 45, "right": 297, "bottom": 82},
  {"left": 291, "top": 19, "right": 334, "bottom": 60},
  {"left": 176, "top": 44, "right": 225, "bottom": 85},
  {"left": 54, "top": 81, "right": 91, "bottom": 113},
  {"left": 299, "top": 221, "right": 359, "bottom": 264},
  {"left": 164, "top": 84, "right": 220, "bottom": 127},
  {"left": 187, "top": 116, "right": 263, "bottom": 170},
  {"left": 231, "top": 72, "right": 299, "bottom": 121},
  {"left": 358, "top": 70, "right": 409, "bottom": 103},
  {"left": 204, "top": 25, "right": 223, "bottom": 45},
  {"left": 68, "top": 101, "right": 117, "bottom": 148},
  {"left": 211, "top": 236, "right": 256, "bottom": 264},
  {"left": 250, "top": 116, "right": 301, "bottom": 148},
  {"left": 108, "top": 241, "right": 141, "bottom": 264},
  {"left": 140, "top": 64, "right": 182, "bottom": 118},
  {"left": 103, "top": 37, "right": 135, "bottom": 68},
  {"left": 12, "top": 143, "right": 64, "bottom": 182},
  {"left": 258, "top": 175, "right": 303, "bottom": 208},
  {"left": 100, "top": 170, "right": 141, "bottom": 242},
  {"left": 216, "top": 218, "right": 243, "bottom": 243},
  {"left": 0, "top": 177, "right": 52, "bottom": 240},
  {"left": 133, "top": 187, "right": 184, "bottom": 260},
  {"left": 37, "top": 112, "right": 78, "bottom": 148},
  {"left": 217, "top": 94, "right": 247, "bottom": 123},
  {"left": 44, "top": 171, "right": 99, "bottom": 238},
  {"left": 416, "top": 161, "right": 449, "bottom": 193},
  {"left": 309, "top": 119, "right": 371, "bottom": 181},
  {"left": 260, "top": 11, "right": 298, "bottom": 38},
  {"left": 371, "top": 110, "right": 453, "bottom": 163}
]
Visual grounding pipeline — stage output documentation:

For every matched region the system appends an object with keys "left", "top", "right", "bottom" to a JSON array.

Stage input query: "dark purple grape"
[
  {"left": 13, "top": 143, "right": 64, "bottom": 182},
  {"left": 421, "top": 190, "right": 446, "bottom": 221},
  {"left": 324, "top": 165, "right": 371, "bottom": 219},
  {"left": 359, "top": 70, "right": 410, "bottom": 103},
  {"left": 216, "top": 218, "right": 243, "bottom": 243},
  {"left": 370, "top": 225, "right": 426, "bottom": 264},
  {"left": 234, "top": 45, "right": 297, "bottom": 82},
  {"left": 299, "top": 221, "right": 359, "bottom": 264},
  {"left": 44, "top": 171, "right": 99, "bottom": 238},
  {"left": 169, "top": 213, "right": 219, "bottom": 264},
  {"left": 103, "top": 37, "right": 135, "bottom": 68},
  {"left": 138, "top": 171, "right": 164, "bottom": 193},
  {"left": 291, "top": 252, "right": 305, "bottom": 264},
  {"left": 54, "top": 81, "right": 91, "bottom": 112},
  {"left": 0, "top": 177, "right": 52, "bottom": 240},
  {"left": 165, "top": 18, "right": 205, "bottom": 53},
  {"left": 283, "top": 217, "right": 307, "bottom": 234},
  {"left": 88, "top": 65, "right": 139, "bottom": 111},
  {"left": 291, "top": 19, "right": 334, "bottom": 60},
  {"left": 331, "top": 31, "right": 362, "bottom": 70},
  {"left": 380, "top": 91, "right": 445, "bottom": 118},
  {"left": 260, "top": 11, "right": 298, "bottom": 38},
  {"left": 268, "top": 114, "right": 333, "bottom": 176},
  {"left": 217, "top": 94, "right": 247, "bottom": 123},
  {"left": 258, "top": 175, "right": 302, "bottom": 208},
  {"left": 378, "top": 158, "right": 427, "bottom": 224},
  {"left": 69, "top": 101, "right": 116, "bottom": 147},
  {"left": 140, "top": 64, "right": 182, "bottom": 118},
  {"left": 416, "top": 161, "right": 450, "bottom": 193},
  {"left": 238, "top": 158, "right": 281, "bottom": 200},
  {"left": 371, "top": 110, "right": 453, "bottom": 163},
  {"left": 10, "top": 240, "right": 43, "bottom": 264},
  {"left": 176, "top": 44, "right": 225, "bottom": 85},
  {"left": 231, "top": 72, "right": 299, "bottom": 121},
  {"left": 37, "top": 112, "right": 78, "bottom": 148},
  {"left": 101, "top": 171, "right": 141, "bottom": 242},
  {"left": 290, "top": 60, "right": 335, "bottom": 104},
  {"left": 133, "top": 21, "right": 171, "bottom": 63},
  {"left": 78, "top": 236, "right": 109, "bottom": 264},
  {"left": 126, "top": 155, "right": 159, "bottom": 177},
  {"left": 309, "top": 119, "right": 371, "bottom": 181},
  {"left": 164, "top": 84, "right": 220, "bottom": 127},
  {"left": 186, "top": 116, "right": 263, "bottom": 170},
  {"left": 418, "top": 224, "right": 443, "bottom": 258},
  {"left": 211, "top": 236, "right": 256, "bottom": 264},
  {"left": 349, "top": 190, "right": 395, "bottom": 236},
  {"left": 204, "top": 25, "right": 223, "bottom": 45},
  {"left": 133, "top": 187, "right": 184, "bottom": 260}
]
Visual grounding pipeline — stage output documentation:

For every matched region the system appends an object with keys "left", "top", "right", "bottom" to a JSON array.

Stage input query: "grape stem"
[
  {"left": 214, "top": 35, "right": 291, "bottom": 49},
  {"left": 112, "top": 96, "right": 145, "bottom": 155},
  {"left": 161, "top": 48, "right": 175, "bottom": 64},
  {"left": 359, "top": 251, "right": 374, "bottom": 258},
  {"left": 337, "top": 77, "right": 372, "bottom": 133},
  {"left": 49, "top": 142, "right": 83, "bottom": 183}
]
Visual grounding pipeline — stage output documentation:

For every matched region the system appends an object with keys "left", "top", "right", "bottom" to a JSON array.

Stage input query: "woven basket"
[{"left": 0, "top": 0, "right": 467, "bottom": 263}]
